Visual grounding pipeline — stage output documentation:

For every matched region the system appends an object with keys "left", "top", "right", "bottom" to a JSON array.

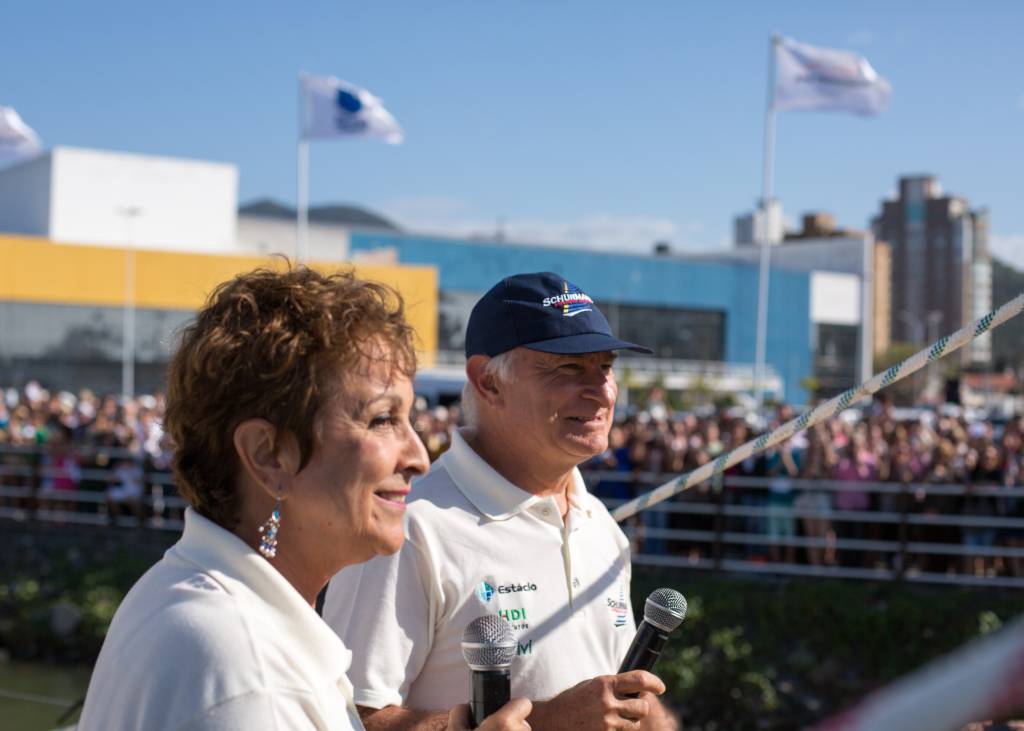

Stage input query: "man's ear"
[
  {"left": 466, "top": 354, "right": 505, "bottom": 408},
  {"left": 233, "top": 419, "right": 298, "bottom": 499}
]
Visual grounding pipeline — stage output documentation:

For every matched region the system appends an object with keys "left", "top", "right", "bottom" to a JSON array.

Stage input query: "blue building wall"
[{"left": 351, "top": 233, "right": 813, "bottom": 403}]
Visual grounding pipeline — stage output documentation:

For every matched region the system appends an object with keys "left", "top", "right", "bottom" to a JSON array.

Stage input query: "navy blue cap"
[{"left": 465, "top": 272, "right": 653, "bottom": 357}]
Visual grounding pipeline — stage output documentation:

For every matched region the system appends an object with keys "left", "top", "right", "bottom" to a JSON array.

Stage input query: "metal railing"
[
  {"left": 5, "top": 443, "right": 1024, "bottom": 589},
  {"left": 0, "top": 443, "right": 186, "bottom": 530},
  {"left": 584, "top": 470, "right": 1024, "bottom": 589}
]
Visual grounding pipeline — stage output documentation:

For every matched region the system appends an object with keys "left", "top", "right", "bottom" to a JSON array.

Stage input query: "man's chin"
[{"left": 558, "top": 434, "right": 609, "bottom": 461}]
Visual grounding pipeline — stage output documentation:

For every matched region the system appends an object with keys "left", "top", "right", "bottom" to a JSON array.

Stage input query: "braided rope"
[{"left": 612, "top": 291, "right": 1024, "bottom": 523}]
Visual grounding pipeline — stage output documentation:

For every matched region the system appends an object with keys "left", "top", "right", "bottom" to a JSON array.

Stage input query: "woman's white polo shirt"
[{"left": 79, "top": 508, "right": 362, "bottom": 730}]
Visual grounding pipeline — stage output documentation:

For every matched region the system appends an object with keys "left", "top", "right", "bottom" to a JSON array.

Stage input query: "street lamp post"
[
  {"left": 898, "top": 310, "right": 923, "bottom": 344},
  {"left": 898, "top": 310, "right": 924, "bottom": 403},
  {"left": 926, "top": 310, "right": 944, "bottom": 400},
  {"left": 115, "top": 206, "right": 142, "bottom": 399},
  {"left": 897, "top": 310, "right": 944, "bottom": 403}
]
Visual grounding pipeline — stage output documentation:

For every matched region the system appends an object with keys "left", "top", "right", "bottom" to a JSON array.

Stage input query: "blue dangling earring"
[{"left": 258, "top": 491, "right": 282, "bottom": 559}]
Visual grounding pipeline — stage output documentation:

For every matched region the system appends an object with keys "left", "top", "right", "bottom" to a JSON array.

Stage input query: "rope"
[{"left": 612, "top": 291, "right": 1024, "bottom": 523}]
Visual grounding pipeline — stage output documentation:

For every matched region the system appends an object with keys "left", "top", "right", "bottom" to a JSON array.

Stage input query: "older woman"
[{"left": 78, "top": 266, "right": 530, "bottom": 731}]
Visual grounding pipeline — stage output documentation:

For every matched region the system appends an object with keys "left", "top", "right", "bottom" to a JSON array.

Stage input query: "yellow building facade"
[{"left": 0, "top": 234, "right": 438, "bottom": 393}]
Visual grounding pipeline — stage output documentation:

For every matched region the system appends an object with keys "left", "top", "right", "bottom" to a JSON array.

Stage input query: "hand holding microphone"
[
  {"left": 524, "top": 589, "right": 685, "bottom": 731},
  {"left": 446, "top": 699, "right": 532, "bottom": 731}
]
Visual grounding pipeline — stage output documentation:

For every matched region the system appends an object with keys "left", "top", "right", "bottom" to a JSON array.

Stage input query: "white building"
[
  {"left": 734, "top": 199, "right": 785, "bottom": 247},
  {"left": 0, "top": 147, "right": 240, "bottom": 252}
]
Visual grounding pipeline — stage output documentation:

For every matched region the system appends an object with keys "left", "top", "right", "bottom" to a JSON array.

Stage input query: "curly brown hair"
[{"left": 164, "top": 265, "right": 416, "bottom": 529}]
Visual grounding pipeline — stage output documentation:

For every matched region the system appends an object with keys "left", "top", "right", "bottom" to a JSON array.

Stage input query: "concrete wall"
[{"left": 810, "top": 272, "right": 861, "bottom": 326}]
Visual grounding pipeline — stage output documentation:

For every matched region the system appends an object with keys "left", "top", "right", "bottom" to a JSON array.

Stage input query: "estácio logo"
[
  {"left": 497, "top": 582, "right": 537, "bottom": 594},
  {"left": 476, "top": 581, "right": 495, "bottom": 602}
]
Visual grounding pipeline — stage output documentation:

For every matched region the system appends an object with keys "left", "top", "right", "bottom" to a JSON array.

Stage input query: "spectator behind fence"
[
  {"left": 794, "top": 424, "right": 836, "bottom": 566},
  {"left": 106, "top": 442, "right": 145, "bottom": 525}
]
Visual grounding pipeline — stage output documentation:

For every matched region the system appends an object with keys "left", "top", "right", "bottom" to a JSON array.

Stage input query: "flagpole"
[
  {"left": 753, "top": 34, "right": 781, "bottom": 409},
  {"left": 297, "top": 75, "right": 309, "bottom": 263}
]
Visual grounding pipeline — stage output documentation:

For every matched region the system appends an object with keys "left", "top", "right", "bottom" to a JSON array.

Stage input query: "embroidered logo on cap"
[{"left": 541, "top": 281, "right": 593, "bottom": 317}]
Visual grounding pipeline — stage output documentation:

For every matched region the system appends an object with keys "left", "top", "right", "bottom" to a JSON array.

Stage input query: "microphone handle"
[
  {"left": 618, "top": 620, "right": 669, "bottom": 674},
  {"left": 469, "top": 669, "right": 511, "bottom": 728}
]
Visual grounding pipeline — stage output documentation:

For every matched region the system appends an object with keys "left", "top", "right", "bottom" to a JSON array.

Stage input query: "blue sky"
[{"left": 4, "top": 1, "right": 1023, "bottom": 265}]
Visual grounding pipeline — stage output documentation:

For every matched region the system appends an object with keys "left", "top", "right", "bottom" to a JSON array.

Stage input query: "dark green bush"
[{"left": 632, "top": 568, "right": 1024, "bottom": 730}]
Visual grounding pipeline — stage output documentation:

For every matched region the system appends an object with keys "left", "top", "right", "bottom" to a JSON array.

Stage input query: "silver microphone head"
[
  {"left": 644, "top": 588, "right": 687, "bottom": 632},
  {"left": 461, "top": 615, "right": 517, "bottom": 671}
]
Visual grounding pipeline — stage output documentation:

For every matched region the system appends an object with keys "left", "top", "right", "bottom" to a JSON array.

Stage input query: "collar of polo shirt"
[
  {"left": 176, "top": 507, "right": 354, "bottom": 687},
  {"left": 441, "top": 429, "right": 591, "bottom": 521}
]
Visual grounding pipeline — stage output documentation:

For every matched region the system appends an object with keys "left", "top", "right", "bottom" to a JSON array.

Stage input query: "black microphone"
[
  {"left": 461, "top": 615, "right": 517, "bottom": 728},
  {"left": 618, "top": 587, "right": 687, "bottom": 675}
]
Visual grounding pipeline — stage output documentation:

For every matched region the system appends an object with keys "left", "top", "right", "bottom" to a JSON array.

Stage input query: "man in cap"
[{"left": 324, "top": 272, "right": 676, "bottom": 730}]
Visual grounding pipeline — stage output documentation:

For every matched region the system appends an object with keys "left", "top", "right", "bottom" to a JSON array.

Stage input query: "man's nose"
[{"left": 582, "top": 371, "right": 617, "bottom": 407}]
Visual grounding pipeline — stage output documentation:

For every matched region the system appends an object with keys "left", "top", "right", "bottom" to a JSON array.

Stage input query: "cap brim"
[{"left": 523, "top": 333, "right": 654, "bottom": 355}]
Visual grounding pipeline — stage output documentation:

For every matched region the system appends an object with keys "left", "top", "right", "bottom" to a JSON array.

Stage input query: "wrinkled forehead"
[
  {"left": 521, "top": 348, "right": 618, "bottom": 366},
  {"left": 323, "top": 345, "right": 414, "bottom": 412}
]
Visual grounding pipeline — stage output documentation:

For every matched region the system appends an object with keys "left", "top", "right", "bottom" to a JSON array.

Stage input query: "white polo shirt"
[
  {"left": 323, "top": 429, "right": 636, "bottom": 712},
  {"left": 79, "top": 508, "right": 362, "bottom": 731}
]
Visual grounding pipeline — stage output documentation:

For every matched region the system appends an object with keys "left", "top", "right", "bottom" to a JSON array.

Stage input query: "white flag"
[
  {"left": 300, "top": 75, "right": 403, "bottom": 144},
  {"left": 774, "top": 37, "right": 892, "bottom": 115},
  {"left": 0, "top": 106, "right": 43, "bottom": 164}
]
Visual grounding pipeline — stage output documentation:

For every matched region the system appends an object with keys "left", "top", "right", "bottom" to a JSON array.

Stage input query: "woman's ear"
[{"left": 233, "top": 419, "right": 297, "bottom": 498}]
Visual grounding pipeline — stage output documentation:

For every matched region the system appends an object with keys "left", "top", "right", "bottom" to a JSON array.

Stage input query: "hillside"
[{"left": 991, "top": 257, "right": 1024, "bottom": 370}]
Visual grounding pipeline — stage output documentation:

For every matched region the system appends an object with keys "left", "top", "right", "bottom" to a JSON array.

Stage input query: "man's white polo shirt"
[
  {"left": 323, "top": 429, "right": 636, "bottom": 712},
  {"left": 79, "top": 508, "right": 362, "bottom": 731}
]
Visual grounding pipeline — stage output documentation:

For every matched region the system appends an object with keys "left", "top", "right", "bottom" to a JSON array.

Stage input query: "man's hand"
[
  {"left": 359, "top": 704, "right": 449, "bottom": 731},
  {"left": 527, "top": 670, "right": 666, "bottom": 730},
  {"left": 640, "top": 694, "right": 679, "bottom": 731},
  {"left": 447, "top": 699, "right": 532, "bottom": 731}
]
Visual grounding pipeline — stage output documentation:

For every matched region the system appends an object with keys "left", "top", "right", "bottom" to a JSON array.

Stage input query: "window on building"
[
  {"left": 599, "top": 303, "right": 725, "bottom": 361},
  {"left": 813, "top": 323, "right": 859, "bottom": 398},
  {"left": 0, "top": 301, "right": 193, "bottom": 394}
]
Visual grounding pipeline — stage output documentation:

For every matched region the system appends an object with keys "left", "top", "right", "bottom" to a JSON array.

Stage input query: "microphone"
[
  {"left": 461, "top": 615, "right": 517, "bottom": 729},
  {"left": 618, "top": 587, "right": 687, "bottom": 675}
]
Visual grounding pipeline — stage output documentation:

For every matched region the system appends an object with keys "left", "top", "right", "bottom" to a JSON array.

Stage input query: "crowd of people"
[
  {"left": 3, "top": 380, "right": 1023, "bottom": 577},
  {"left": 0, "top": 381, "right": 168, "bottom": 521},
  {"left": 585, "top": 398, "right": 1024, "bottom": 578}
]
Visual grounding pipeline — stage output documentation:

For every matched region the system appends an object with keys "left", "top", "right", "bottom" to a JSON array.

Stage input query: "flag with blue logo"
[
  {"left": 774, "top": 37, "right": 891, "bottom": 116},
  {"left": 300, "top": 74, "right": 403, "bottom": 144},
  {"left": 0, "top": 106, "right": 42, "bottom": 165}
]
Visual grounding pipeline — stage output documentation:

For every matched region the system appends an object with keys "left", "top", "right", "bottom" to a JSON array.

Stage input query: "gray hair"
[{"left": 460, "top": 350, "right": 519, "bottom": 429}]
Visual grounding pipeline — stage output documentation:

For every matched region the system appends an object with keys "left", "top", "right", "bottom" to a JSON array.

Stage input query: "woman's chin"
[{"left": 366, "top": 523, "right": 406, "bottom": 558}]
